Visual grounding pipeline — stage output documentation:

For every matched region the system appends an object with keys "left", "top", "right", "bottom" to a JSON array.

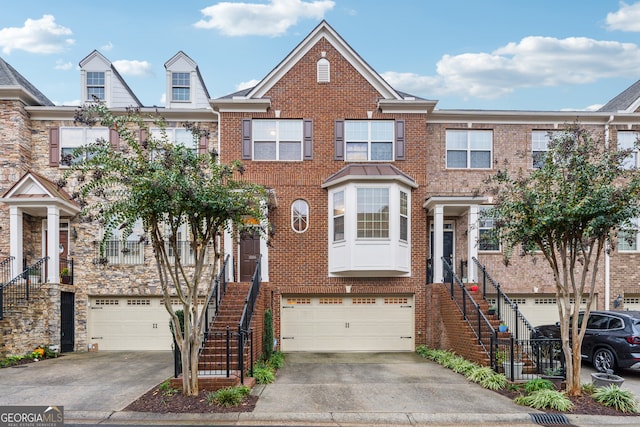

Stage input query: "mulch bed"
[
  {"left": 496, "top": 388, "right": 639, "bottom": 417},
  {"left": 124, "top": 385, "right": 257, "bottom": 414}
]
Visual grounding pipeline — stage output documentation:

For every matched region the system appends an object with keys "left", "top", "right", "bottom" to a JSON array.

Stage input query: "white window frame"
[
  {"left": 446, "top": 130, "right": 492, "bottom": 169},
  {"left": 291, "top": 199, "right": 309, "bottom": 233},
  {"left": 171, "top": 72, "right": 191, "bottom": 102},
  {"left": 86, "top": 71, "right": 105, "bottom": 101},
  {"left": 345, "top": 120, "right": 394, "bottom": 162},
  {"left": 357, "top": 187, "right": 390, "bottom": 239},
  {"left": 400, "top": 191, "right": 408, "bottom": 242},
  {"left": 102, "top": 218, "right": 145, "bottom": 265},
  {"left": 618, "top": 131, "right": 639, "bottom": 169},
  {"left": 252, "top": 120, "right": 303, "bottom": 161},
  {"left": 150, "top": 127, "right": 197, "bottom": 152},
  {"left": 478, "top": 206, "right": 500, "bottom": 252},
  {"left": 60, "top": 127, "right": 109, "bottom": 166},
  {"left": 618, "top": 217, "right": 639, "bottom": 252}
]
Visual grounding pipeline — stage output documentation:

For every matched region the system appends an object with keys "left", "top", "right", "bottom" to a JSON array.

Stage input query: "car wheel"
[{"left": 593, "top": 348, "right": 616, "bottom": 373}]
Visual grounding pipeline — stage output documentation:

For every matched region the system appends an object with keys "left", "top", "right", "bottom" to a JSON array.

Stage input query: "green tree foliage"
[
  {"left": 64, "top": 103, "right": 267, "bottom": 396},
  {"left": 484, "top": 122, "right": 640, "bottom": 396}
]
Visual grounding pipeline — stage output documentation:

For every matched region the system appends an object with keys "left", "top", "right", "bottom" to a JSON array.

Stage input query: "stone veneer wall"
[{"left": 0, "top": 283, "right": 65, "bottom": 357}]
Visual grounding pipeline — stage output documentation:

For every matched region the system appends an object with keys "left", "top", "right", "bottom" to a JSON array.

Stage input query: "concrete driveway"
[{"left": 0, "top": 351, "right": 172, "bottom": 418}]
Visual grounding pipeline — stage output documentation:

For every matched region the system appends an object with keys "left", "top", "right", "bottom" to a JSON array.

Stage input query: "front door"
[
  {"left": 430, "top": 223, "right": 454, "bottom": 282},
  {"left": 60, "top": 291, "right": 74, "bottom": 352},
  {"left": 239, "top": 230, "right": 260, "bottom": 282}
]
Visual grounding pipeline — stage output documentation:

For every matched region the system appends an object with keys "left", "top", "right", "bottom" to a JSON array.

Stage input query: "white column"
[
  {"left": 433, "top": 205, "right": 444, "bottom": 283},
  {"left": 9, "top": 206, "right": 23, "bottom": 277},
  {"left": 468, "top": 205, "right": 479, "bottom": 282},
  {"left": 47, "top": 206, "right": 60, "bottom": 283}
]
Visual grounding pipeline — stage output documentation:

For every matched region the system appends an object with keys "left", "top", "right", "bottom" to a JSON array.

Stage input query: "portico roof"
[{"left": 1, "top": 171, "right": 80, "bottom": 217}]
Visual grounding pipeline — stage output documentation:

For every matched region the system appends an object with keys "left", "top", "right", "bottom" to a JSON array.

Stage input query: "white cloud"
[
  {"left": 54, "top": 59, "right": 73, "bottom": 70},
  {"left": 194, "top": 0, "right": 335, "bottom": 36},
  {"left": 0, "top": 15, "right": 74, "bottom": 54},
  {"left": 236, "top": 79, "right": 260, "bottom": 91},
  {"left": 112, "top": 59, "right": 154, "bottom": 77},
  {"left": 101, "top": 41, "right": 114, "bottom": 51},
  {"left": 606, "top": 2, "right": 640, "bottom": 32},
  {"left": 382, "top": 36, "right": 640, "bottom": 100}
]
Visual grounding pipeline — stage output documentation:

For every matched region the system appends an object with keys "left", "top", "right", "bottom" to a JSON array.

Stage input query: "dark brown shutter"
[
  {"left": 334, "top": 120, "right": 344, "bottom": 160},
  {"left": 109, "top": 128, "right": 119, "bottom": 149},
  {"left": 49, "top": 128, "right": 60, "bottom": 166},
  {"left": 242, "top": 118, "right": 252, "bottom": 160},
  {"left": 395, "top": 119, "right": 405, "bottom": 160},
  {"left": 138, "top": 129, "right": 148, "bottom": 147},
  {"left": 303, "top": 119, "right": 313, "bottom": 160},
  {"left": 198, "top": 135, "right": 208, "bottom": 154}
]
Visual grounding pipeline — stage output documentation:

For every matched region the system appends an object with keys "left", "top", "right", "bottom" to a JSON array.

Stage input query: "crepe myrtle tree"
[
  {"left": 63, "top": 103, "right": 268, "bottom": 396},
  {"left": 483, "top": 122, "right": 640, "bottom": 396}
]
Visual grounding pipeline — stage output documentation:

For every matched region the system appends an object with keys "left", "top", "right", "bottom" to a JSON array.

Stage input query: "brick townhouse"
[{"left": 1, "top": 20, "right": 639, "bottom": 357}]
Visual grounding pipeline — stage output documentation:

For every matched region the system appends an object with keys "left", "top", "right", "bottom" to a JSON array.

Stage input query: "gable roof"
[
  {"left": 598, "top": 79, "right": 640, "bottom": 113},
  {"left": 79, "top": 50, "right": 143, "bottom": 107},
  {"left": 0, "top": 56, "right": 54, "bottom": 106},
  {"left": 2, "top": 170, "right": 80, "bottom": 217},
  {"left": 213, "top": 20, "right": 436, "bottom": 113},
  {"left": 164, "top": 51, "right": 211, "bottom": 109}
]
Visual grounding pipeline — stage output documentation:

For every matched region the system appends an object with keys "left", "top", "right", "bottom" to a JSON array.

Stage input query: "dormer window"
[
  {"left": 86, "top": 72, "right": 105, "bottom": 100},
  {"left": 171, "top": 72, "right": 190, "bottom": 102}
]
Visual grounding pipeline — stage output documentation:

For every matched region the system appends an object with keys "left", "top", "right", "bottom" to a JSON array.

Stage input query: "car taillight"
[{"left": 625, "top": 336, "right": 640, "bottom": 344}]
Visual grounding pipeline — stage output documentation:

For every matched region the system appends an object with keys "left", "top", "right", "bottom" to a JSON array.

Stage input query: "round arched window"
[{"left": 291, "top": 199, "right": 309, "bottom": 233}]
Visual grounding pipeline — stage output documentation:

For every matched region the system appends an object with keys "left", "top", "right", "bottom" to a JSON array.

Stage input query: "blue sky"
[{"left": 2, "top": 0, "right": 640, "bottom": 111}]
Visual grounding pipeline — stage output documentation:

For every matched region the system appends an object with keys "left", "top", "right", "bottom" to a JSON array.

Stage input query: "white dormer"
[
  {"left": 164, "top": 51, "right": 211, "bottom": 109},
  {"left": 79, "top": 50, "right": 142, "bottom": 108}
]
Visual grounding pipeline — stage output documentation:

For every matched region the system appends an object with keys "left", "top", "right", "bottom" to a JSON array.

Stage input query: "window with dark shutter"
[
  {"left": 334, "top": 120, "right": 344, "bottom": 160},
  {"left": 303, "top": 119, "right": 313, "bottom": 160},
  {"left": 199, "top": 135, "right": 208, "bottom": 154},
  {"left": 395, "top": 120, "right": 405, "bottom": 160},
  {"left": 110, "top": 128, "right": 119, "bottom": 149},
  {"left": 242, "top": 118, "right": 252, "bottom": 160},
  {"left": 49, "top": 128, "right": 60, "bottom": 166}
]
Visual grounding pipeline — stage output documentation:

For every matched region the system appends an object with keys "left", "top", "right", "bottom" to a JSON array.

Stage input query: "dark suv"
[{"left": 531, "top": 310, "right": 640, "bottom": 373}]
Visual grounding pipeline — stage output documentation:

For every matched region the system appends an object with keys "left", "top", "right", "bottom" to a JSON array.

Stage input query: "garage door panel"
[
  {"left": 88, "top": 297, "right": 178, "bottom": 351},
  {"left": 281, "top": 295, "right": 414, "bottom": 352}
]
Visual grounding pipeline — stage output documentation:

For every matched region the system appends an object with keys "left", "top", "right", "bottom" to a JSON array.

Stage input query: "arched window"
[{"left": 291, "top": 199, "right": 309, "bottom": 233}]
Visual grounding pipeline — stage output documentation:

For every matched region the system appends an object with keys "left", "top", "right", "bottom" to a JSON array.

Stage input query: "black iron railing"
[
  {"left": 174, "top": 327, "right": 254, "bottom": 378},
  {"left": 0, "top": 257, "right": 48, "bottom": 320},
  {"left": 494, "top": 336, "right": 565, "bottom": 381},
  {"left": 442, "top": 257, "right": 495, "bottom": 357},
  {"left": 237, "top": 254, "right": 262, "bottom": 383},
  {"left": 472, "top": 257, "right": 535, "bottom": 342},
  {"left": 98, "top": 240, "right": 145, "bottom": 265},
  {"left": 1, "top": 256, "right": 14, "bottom": 286}
]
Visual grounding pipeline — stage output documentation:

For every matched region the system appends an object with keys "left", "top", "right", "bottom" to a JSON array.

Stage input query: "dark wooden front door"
[
  {"left": 239, "top": 230, "right": 260, "bottom": 282},
  {"left": 60, "top": 291, "right": 74, "bottom": 352},
  {"left": 430, "top": 228, "right": 454, "bottom": 282}
]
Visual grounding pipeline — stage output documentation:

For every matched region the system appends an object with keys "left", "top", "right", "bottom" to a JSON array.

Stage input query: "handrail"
[
  {"left": 1, "top": 256, "right": 15, "bottom": 286},
  {"left": 200, "top": 254, "right": 230, "bottom": 353},
  {"left": 1, "top": 257, "right": 48, "bottom": 320},
  {"left": 471, "top": 257, "right": 535, "bottom": 341},
  {"left": 237, "top": 254, "right": 262, "bottom": 384},
  {"left": 442, "top": 257, "right": 495, "bottom": 358}
]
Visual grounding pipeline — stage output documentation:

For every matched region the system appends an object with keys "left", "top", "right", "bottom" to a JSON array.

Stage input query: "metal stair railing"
[
  {"left": 237, "top": 254, "right": 262, "bottom": 384},
  {"left": 442, "top": 257, "right": 495, "bottom": 359},
  {"left": 1, "top": 257, "right": 48, "bottom": 320},
  {"left": 1, "top": 256, "right": 15, "bottom": 286},
  {"left": 471, "top": 257, "right": 535, "bottom": 341}
]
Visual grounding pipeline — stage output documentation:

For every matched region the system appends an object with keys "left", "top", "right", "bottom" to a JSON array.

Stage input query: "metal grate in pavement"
[{"left": 530, "top": 413, "right": 571, "bottom": 425}]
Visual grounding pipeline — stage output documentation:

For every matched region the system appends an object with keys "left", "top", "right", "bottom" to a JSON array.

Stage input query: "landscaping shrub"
[
  {"left": 514, "top": 389, "right": 573, "bottom": 411},
  {"left": 592, "top": 385, "right": 639, "bottom": 413},
  {"left": 252, "top": 364, "right": 275, "bottom": 384},
  {"left": 207, "top": 385, "right": 251, "bottom": 407},
  {"left": 263, "top": 309, "right": 274, "bottom": 360},
  {"left": 524, "top": 378, "right": 554, "bottom": 394}
]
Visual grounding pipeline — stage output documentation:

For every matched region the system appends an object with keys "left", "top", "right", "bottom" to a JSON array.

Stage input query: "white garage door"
[
  {"left": 88, "top": 297, "right": 177, "bottom": 351},
  {"left": 280, "top": 295, "right": 414, "bottom": 352},
  {"left": 624, "top": 295, "right": 640, "bottom": 310}
]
